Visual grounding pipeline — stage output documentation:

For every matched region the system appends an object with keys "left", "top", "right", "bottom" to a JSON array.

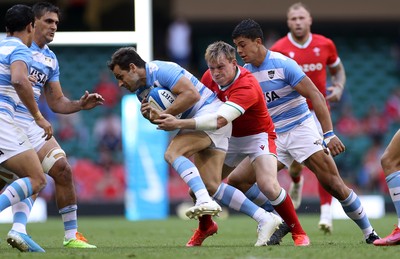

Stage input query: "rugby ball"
[
  {"left": 147, "top": 87, "right": 176, "bottom": 111},
  {"left": 136, "top": 86, "right": 152, "bottom": 102}
]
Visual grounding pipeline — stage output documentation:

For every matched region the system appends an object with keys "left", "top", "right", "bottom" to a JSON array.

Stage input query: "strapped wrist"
[
  {"left": 323, "top": 130, "right": 335, "bottom": 139},
  {"left": 33, "top": 111, "right": 43, "bottom": 121}
]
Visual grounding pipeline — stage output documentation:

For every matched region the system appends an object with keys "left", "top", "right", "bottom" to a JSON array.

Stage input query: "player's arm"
[
  {"left": 326, "top": 61, "right": 346, "bottom": 102},
  {"left": 154, "top": 102, "right": 242, "bottom": 131},
  {"left": 11, "top": 61, "right": 52, "bottom": 140},
  {"left": 294, "top": 76, "right": 345, "bottom": 156},
  {"left": 44, "top": 81, "right": 104, "bottom": 114},
  {"left": 166, "top": 76, "right": 200, "bottom": 116}
]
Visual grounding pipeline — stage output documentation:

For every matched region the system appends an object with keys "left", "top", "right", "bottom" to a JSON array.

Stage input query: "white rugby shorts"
[
  {"left": 0, "top": 115, "right": 32, "bottom": 164},
  {"left": 276, "top": 116, "right": 323, "bottom": 168},
  {"left": 179, "top": 98, "right": 232, "bottom": 152},
  {"left": 224, "top": 132, "right": 277, "bottom": 168},
  {"left": 310, "top": 110, "right": 323, "bottom": 136},
  {"left": 16, "top": 119, "right": 47, "bottom": 152}
]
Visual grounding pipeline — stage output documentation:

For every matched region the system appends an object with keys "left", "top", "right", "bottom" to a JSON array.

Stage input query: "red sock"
[
  {"left": 199, "top": 215, "right": 212, "bottom": 230},
  {"left": 273, "top": 195, "right": 306, "bottom": 235},
  {"left": 318, "top": 182, "right": 333, "bottom": 205}
]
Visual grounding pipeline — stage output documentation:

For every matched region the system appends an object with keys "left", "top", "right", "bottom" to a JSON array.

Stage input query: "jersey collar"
[
  {"left": 288, "top": 32, "right": 312, "bottom": 49},
  {"left": 218, "top": 66, "right": 241, "bottom": 91}
]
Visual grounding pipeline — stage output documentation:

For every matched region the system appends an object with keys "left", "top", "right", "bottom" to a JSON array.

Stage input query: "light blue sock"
[
  {"left": 340, "top": 190, "right": 373, "bottom": 237},
  {"left": 172, "top": 156, "right": 209, "bottom": 203},
  {"left": 244, "top": 184, "right": 275, "bottom": 212},
  {"left": 60, "top": 205, "right": 78, "bottom": 240},
  {"left": 213, "top": 183, "right": 267, "bottom": 223},
  {"left": 12, "top": 197, "right": 34, "bottom": 234},
  {"left": 0, "top": 178, "right": 33, "bottom": 212},
  {"left": 386, "top": 171, "right": 400, "bottom": 222}
]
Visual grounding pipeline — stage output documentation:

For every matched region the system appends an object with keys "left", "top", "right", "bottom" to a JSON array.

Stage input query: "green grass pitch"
[{"left": 0, "top": 213, "right": 399, "bottom": 258}]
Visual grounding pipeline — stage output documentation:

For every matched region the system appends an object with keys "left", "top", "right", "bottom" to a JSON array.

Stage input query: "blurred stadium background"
[{"left": 0, "top": 0, "right": 400, "bottom": 219}]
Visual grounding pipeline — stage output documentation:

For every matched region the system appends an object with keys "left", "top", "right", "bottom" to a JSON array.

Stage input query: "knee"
[
  {"left": 31, "top": 172, "right": 47, "bottom": 193},
  {"left": 381, "top": 151, "right": 399, "bottom": 176},
  {"left": 164, "top": 150, "right": 177, "bottom": 165},
  {"left": 48, "top": 158, "right": 73, "bottom": 184}
]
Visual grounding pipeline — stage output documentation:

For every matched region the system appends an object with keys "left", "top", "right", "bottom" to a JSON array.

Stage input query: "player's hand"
[
  {"left": 35, "top": 116, "right": 53, "bottom": 141},
  {"left": 323, "top": 134, "right": 345, "bottom": 157},
  {"left": 79, "top": 90, "right": 104, "bottom": 110},
  {"left": 28, "top": 75, "right": 38, "bottom": 86},
  {"left": 140, "top": 99, "right": 151, "bottom": 120},
  {"left": 154, "top": 113, "right": 179, "bottom": 131},
  {"left": 326, "top": 84, "right": 343, "bottom": 102}
]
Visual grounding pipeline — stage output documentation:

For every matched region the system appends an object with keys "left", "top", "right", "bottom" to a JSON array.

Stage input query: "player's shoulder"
[
  {"left": 270, "top": 35, "right": 290, "bottom": 49},
  {"left": 268, "top": 50, "right": 290, "bottom": 62},
  {"left": 312, "top": 33, "right": 335, "bottom": 45},
  {"left": 237, "top": 66, "right": 262, "bottom": 88}
]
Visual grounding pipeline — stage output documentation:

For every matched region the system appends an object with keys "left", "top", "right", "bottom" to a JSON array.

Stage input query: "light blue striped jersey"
[
  {"left": 137, "top": 61, "right": 217, "bottom": 119},
  {"left": 244, "top": 50, "right": 312, "bottom": 133},
  {"left": 0, "top": 36, "right": 32, "bottom": 118},
  {"left": 15, "top": 42, "right": 59, "bottom": 123}
]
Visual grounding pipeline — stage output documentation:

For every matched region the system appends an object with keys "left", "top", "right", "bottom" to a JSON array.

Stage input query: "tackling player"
[
  {"left": 109, "top": 45, "right": 286, "bottom": 247},
  {"left": 270, "top": 2, "right": 347, "bottom": 234},
  {"left": 155, "top": 41, "right": 310, "bottom": 247},
  {"left": 229, "top": 18, "right": 380, "bottom": 244}
]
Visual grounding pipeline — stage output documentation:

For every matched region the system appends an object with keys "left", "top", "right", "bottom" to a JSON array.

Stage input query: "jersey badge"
[{"left": 313, "top": 47, "right": 320, "bottom": 56}]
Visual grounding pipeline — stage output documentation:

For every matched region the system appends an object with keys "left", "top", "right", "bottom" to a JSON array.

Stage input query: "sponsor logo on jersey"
[
  {"left": 30, "top": 68, "right": 48, "bottom": 85},
  {"left": 264, "top": 91, "right": 280, "bottom": 103},
  {"left": 300, "top": 63, "right": 323, "bottom": 72}
]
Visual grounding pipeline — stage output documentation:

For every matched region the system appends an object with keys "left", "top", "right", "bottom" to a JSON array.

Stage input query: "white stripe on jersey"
[
  {"left": 0, "top": 46, "right": 16, "bottom": 55},
  {"left": 0, "top": 37, "right": 32, "bottom": 119},
  {"left": 0, "top": 63, "right": 9, "bottom": 74},
  {"left": 244, "top": 50, "right": 311, "bottom": 133}
]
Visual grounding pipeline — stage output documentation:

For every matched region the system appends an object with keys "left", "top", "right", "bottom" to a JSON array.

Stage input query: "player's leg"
[
  {"left": 304, "top": 150, "right": 379, "bottom": 244},
  {"left": 1, "top": 148, "right": 46, "bottom": 252},
  {"left": 290, "top": 162, "right": 333, "bottom": 233},
  {"left": 0, "top": 123, "right": 46, "bottom": 207},
  {"left": 374, "top": 129, "right": 400, "bottom": 246},
  {"left": 288, "top": 161, "right": 304, "bottom": 209},
  {"left": 213, "top": 161, "right": 282, "bottom": 247},
  {"left": 165, "top": 131, "right": 221, "bottom": 218},
  {"left": 251, "top": 154, "right": 309, "bottom": 246},
  {"left": 318, "top": 182, "right": 333, "bottom": 234},
  {"left": 37, "top": 138, "right": 96, "bottom": 248},
  {"left": 0, "top": 166, "right": 45, "bottom": 252},
  {"left": 227, "top": 158, "right": 290, "bottom": 245},
  {"left": 0, "top": 150, "right": 46, "bottom": 211},
  {"left": 185, "top": 148, "right": 224, "bottom": 247},
  {"left": 310, "top": 111, "right": 334, "bottom": 232}
]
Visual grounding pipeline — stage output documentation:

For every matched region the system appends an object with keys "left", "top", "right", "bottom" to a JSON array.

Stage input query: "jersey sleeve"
[
  {"left": 47, "top": 53, "right": 60, "bottom": 82},
  {"left": 10, "top": 45, "right": 32, "bottom": 70},
  {"left": 326, "top": 38, "right": 340, "bottom": 67},
  {"left": 284, "top": 58, "right": 306, "bottom": 87},
  {"left": 155, "top": 62, "right": 184, "bottom": 91}
]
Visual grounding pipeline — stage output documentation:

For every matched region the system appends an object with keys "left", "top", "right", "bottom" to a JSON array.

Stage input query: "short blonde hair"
[
  {"left": 287, "top": 2, "right": 311, "bottom": 16},
  {"left": 205, "top": 41, "right": 236, "bottom": 64}
]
